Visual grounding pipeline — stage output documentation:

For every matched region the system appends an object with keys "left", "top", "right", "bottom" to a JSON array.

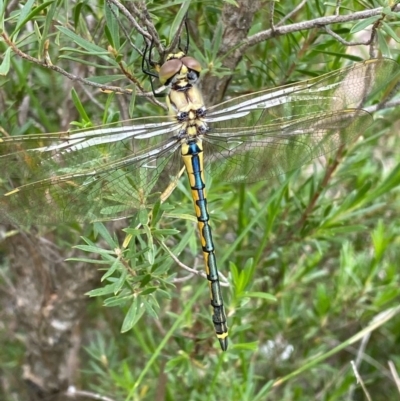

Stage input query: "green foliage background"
[{"left": 1, "top": 0, "right": 400, "bottom": 400}]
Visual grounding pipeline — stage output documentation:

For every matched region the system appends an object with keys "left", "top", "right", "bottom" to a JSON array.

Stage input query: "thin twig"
[
  {"left": 324, "top": 2, "right": 396, "bottom": 54},
  {"left": 275, "top": 0, "right": 307, "bottom": 28},
  {"left": 160, "top": 240, "right": 206, "bottom": 279},
  {"left": 124, "top": 0, "right": 163, "bottom": 52},
  {"left": 365, "top": 98, "right": 400, "bottom": 114},
  {"left": 324, "top": 26, "right": 372, "bottom": 46},
  {"left": 2, "top": 32, "right": 133, "bottom": 96},
  {"left": 351, "top": 361, "right": 373, "bottom": 401},
  {"left": 347, "top": 331, "right": 372, "bottom": 399},
  {"left": 354, "top": 332, "right": 371, "bottom": 367},
  {"left": 66, "top": 386, "right": 116, "bottom": 401},
  {"left": 106, "top": 0, "right": 145, "bottom": 57},
  {"left": 116, "top": 58, "right": 146, "bottom": 92},
  {"left": 242, "top": 5, "right": 400, "bottom": 52},
  {"left": 159, "top": 241, "right": 229, "bottom": 287},
  {"left": 388, "top": 361, "right": 400, "bottom": 394},
  {"left": 2, "top": 31, "right": 166, "bottom": 109},
  {"left": 368, "top": 1, "right": 400, "bottom": 59},
  {"left": 106, "top": 0, "right": 151, "bottom": 40},
  {"left": 335, "top": 0, "right": 342, "bottom": 17},
  {"left": 269, "top": 1, "right": 275, "bottom": 33}
]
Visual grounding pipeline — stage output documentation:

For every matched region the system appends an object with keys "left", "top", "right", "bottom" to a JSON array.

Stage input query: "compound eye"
[
  {"left": 187, "top": 71, "right": 199, "bottom": 84},
  {"left": 159, "top": 59, "right": 182, "bottom": 85},
  {"left": 181, "top": 57, "right": 202, "bottom": 74}
]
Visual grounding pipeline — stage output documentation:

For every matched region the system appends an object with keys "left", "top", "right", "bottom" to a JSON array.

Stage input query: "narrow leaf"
[
  {"left": 14, "top": 1, "right": 55, "bottom": 36},
  {"left": 121, "top": 298, "right": 145, "bottom": 332},
  {"left": 71, "top": 87, "right": 90, "bottom": 123},
  {"left": 169, "top": 0, "right": 191, "bottom": 44},
  {"left": 350, "top": 16, "right": 381, "bottom": 34},
  {"left": 56, "top": 25, "right": 107, "bottom": 53},
  {"left": 242, "top": 291, "right": 277, "bottom": 302},
  {"left": 0, "top": 47, "right": 11, "bottom": 75}
]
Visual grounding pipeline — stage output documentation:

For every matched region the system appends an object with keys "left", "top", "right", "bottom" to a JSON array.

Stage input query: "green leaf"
[
  {"left": 382, "top": 21, "right": 400, "bottom": 43},
  {"left": 71, "top": 87, "right": 90, "bottom": 123},
  {"left": 143, "top": 225, "right": 155, "bottom": 265},
  {"left": 377, "top": 30, "right": 391, "bottom": 57},
  {"left": 380, "top": 6, "right": 400, "bottom": 17},
  {"left": 123, "top": 228, "right": 144, "bottom": 236},
  {"left": 101, "top": 258, "right": 123, "bottom": 281},
  {"left": 350, "top": 16, "right": 381, "bottom": 34},
  {"left": 56, "top": 25, "right": 107, "bottom": 53},
  {"left": 121, "top": 298, "right": 146, "bottom": 332},
  {"left": 229, "top": 262, "right": 239, "bottom": 284},
  {"left": 165, "top": 355, "right": 188, "bottom": 372},
  {"left": 374, "top": 287, "right": 400, "bottom": 307},
  {"left": 168, "top": 0, "right": 191, "bottom": 44},
  {"left": 371, "top": 220, "right": 389, "bottom": 262},
  {"left": 93, "top": 222, "right": 117, "bottom": 249},
  {"left": 140, "top": 274, "right": 152, "bottom": 288},
  {"left": 128, "top": 85, "right": 137, "bottom": 118},
  {"left": 114, "top": 267, "right": 128, "bottom": 294},
  {"left": 210, "top": 22, "right": 223, "bottom": 60},
  {"left": 87, "top": 74, "right": 126, "bottom": 84},
  {"left": 323, "top": 224, "right": 367, "bottom": 234},
  {"left": 105, "top": 1, "right": 120, "bottom": 49},
  {"left": 58, "top": 48, "right": 111, "bottom": 57},
  {"left": 103, "top": 294, "right": 132, "bottom": 307},
  {"left": 73, "top": 2, "right": 84, "bottom": 29},
  {"left": 14, "top": 0, "right": 35, "bottom": 34},
  {"left": 313, "top": 50, "right": 362, "bottom": 62},
  {"left": 139, "top": 208, "right": 149, "bottom": 225},
  {"left": 66, "top": 258, "right": 110, "bottom": 265},
  {"left": 151, "top": 228, "right": 180, "bottom": 237},
  {"left": 241, "top": 291, "right": 277, "bottom": 302},
  {"left": 0, "top": 47, "right": 11, "bottom": 75},
  {"left": 86, "top": 283, "right": 119, "bottom": 297},
  {"left": 141, "top": 287, "right": 158, "bottom": 295},
  {"left": 14, "top": 1, "right": 55, "bottom": 37},
  {"left": 223, "top": 0, "right": 239, "bottom": 5},
  {"left": 366, "top": 162, "right": 400, "bottom": 201},
  {"left": 39, "top": 1, "right": 57, "bottom": 57},
  {"left": 73, "top": 244, "right": 115, "bottom": 256},
  {"left": 0, "top": 0, "right": 5, "bottom": 31},
  {"left": 231, "top": 341, "right": 259, "bottom": 351},
  {"left": 314, "top": 283, "right": 331, "bottom": 315}
]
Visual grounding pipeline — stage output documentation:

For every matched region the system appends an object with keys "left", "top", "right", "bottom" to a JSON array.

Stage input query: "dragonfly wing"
[
  {"left": 206, "top": 58, "right": 400, "bottom": 123},
  {"left": 204, "top": 109, "right": 371, "bottom": 183},
  {"left": 203, "top": 58, "right": 399, "bottom": 183},
  {"left": 0, "top": 117, "right": 183, "bottom": 225}
]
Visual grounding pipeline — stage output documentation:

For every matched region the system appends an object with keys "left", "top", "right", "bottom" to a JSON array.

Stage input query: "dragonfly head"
[{"left": 159, "top": 52, "right": 202, "bottom": 89}]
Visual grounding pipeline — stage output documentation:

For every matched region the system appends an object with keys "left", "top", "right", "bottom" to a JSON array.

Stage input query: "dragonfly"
[{"left": 1, "top": 31, "right": 399, "bottom": 350}]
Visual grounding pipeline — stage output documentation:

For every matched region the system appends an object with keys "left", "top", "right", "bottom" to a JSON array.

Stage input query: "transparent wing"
[
  {"left": 1, "top": 59, "right": 398, "bottom": 225},
  {"left": 204, "top": 109, "right": 370, "bottom": 182},
  {"left": 203, "top": 58, "right": 400, "bottom": 182},
  {"left": 0, "top": 116, "right": 183, "bottom": 225},
  {"left": 207, "top": 59, "right": 398, "bottom": 122}
]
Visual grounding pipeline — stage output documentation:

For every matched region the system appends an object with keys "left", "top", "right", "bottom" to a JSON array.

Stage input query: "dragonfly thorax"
[
  {"left": 168, "top": 82, "right": 205, "bottom": 113},
  {"left": 177, "top": 106, "right": 206, "bottom": 122},
  {"left": 176, "top": 109, "right": 209, "bottom": 140},
  {"left": 168, "top": 84, "right": 209, "bottom": 138}
]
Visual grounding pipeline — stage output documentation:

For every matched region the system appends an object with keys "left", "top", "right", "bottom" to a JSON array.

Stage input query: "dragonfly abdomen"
[{"left": 181, "top": 139, "right": 229, "bottom": 350}]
